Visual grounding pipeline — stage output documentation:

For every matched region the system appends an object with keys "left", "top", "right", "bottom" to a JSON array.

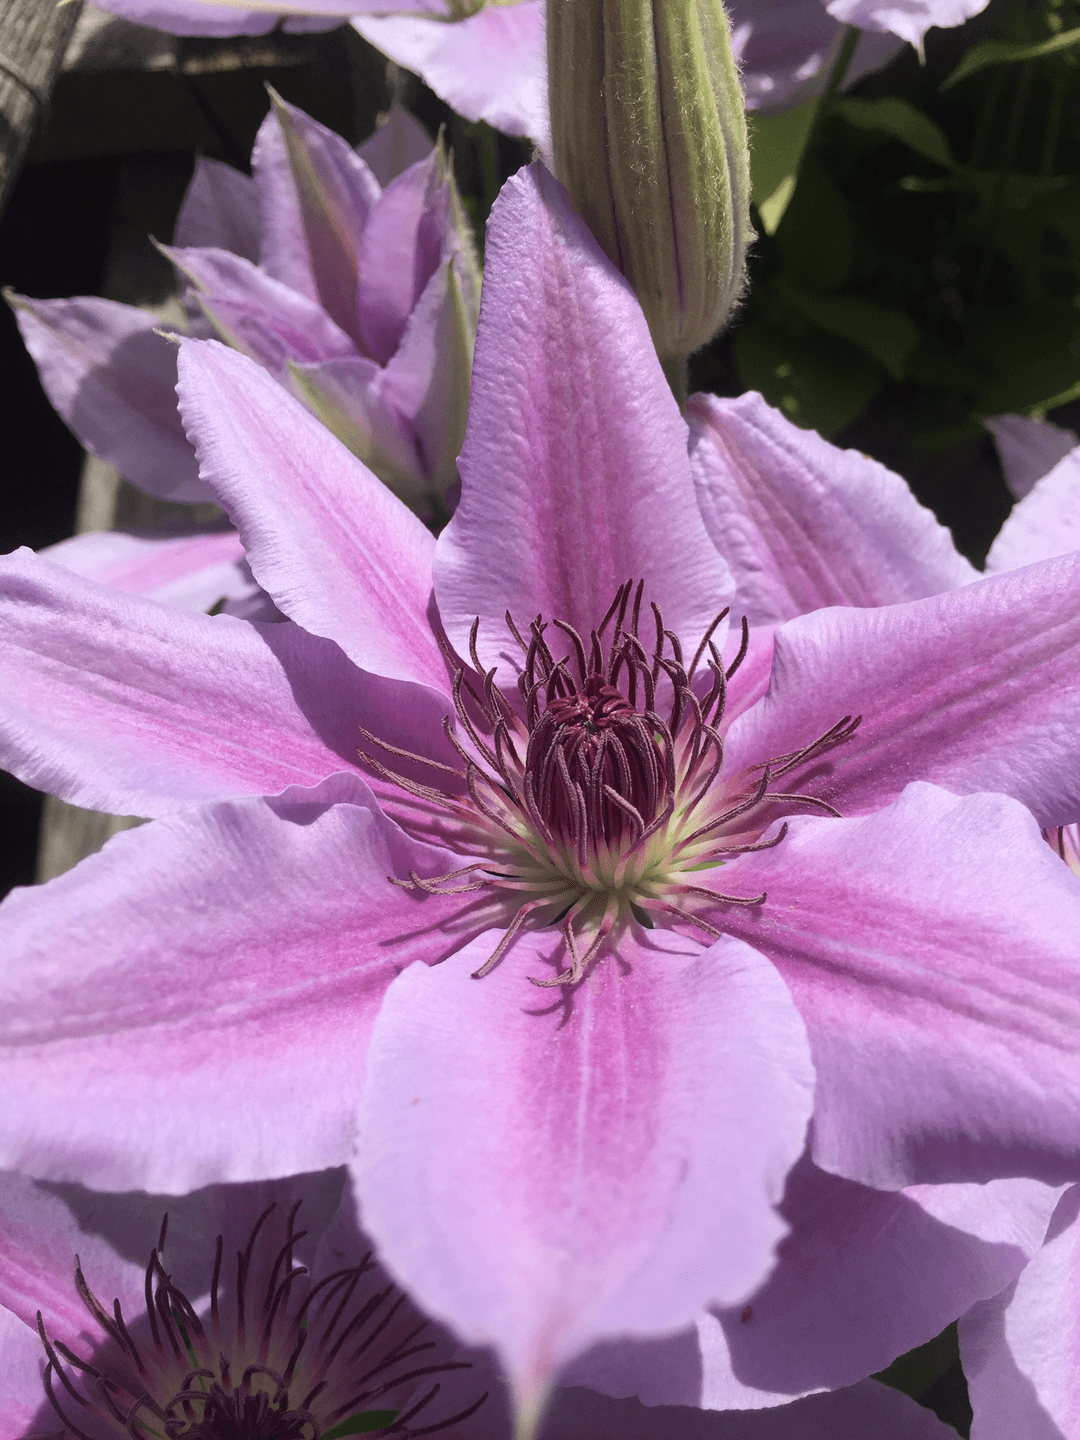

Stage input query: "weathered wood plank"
[{"left": 0, "top": 0, "right": 84, "bottom": 213}]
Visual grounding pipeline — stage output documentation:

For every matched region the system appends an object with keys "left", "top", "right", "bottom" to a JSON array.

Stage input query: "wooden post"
[{"left": 0, "top": 0, "right": 83, "bottom": 215}]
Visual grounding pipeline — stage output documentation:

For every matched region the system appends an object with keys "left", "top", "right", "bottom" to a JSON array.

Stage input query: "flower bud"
[{"left": 548, "top": 0, "right": 752, "bottom": 374}]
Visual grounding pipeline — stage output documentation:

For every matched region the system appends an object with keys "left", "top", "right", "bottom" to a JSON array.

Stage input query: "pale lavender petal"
[
  {"left": 376, "top": 251, "right": 475, "bottom": 493},
  {"left": 90, "top": 0, "right": 278, "bottom": 36},
  {"left": 0, "top": 776, "right": 468, "bottom": 1192},
  {"left": 355, "top": 927, "right": 814, "bottom": 1405},
  {"left": 252, "top": 97, "right": 380, "bottom": 344},
  {"left": 571, "top": 1159, "right": 1056, "bottom": 1408},
  {"left": 826, "top": 0, "right": 989, "bottom": 46},
  {"left": 174, "top": 156, "right": 260, "bottom": 259},
  {"left": 357, "top": 104, "right": 434, "bottom": 188},
  {"left": 8, "top": 293, "right": 207, "bottom": 503},
  {"left": 0, "top": 548, "right": 451, "bottom": 817},
  {"left": 687, "top": 391, "right": 976, "bottom": 624},
  {"left": 43, "top": 528, "right": 256, "bottom": 613},
  {"left": 710, "top": 783, "right": 1080, "bottom": 1189},
  {"left": 354, "top": 1, "right": 548, "bottom": 148},
  {"left": 435, "top": 163, "right": 733, "bottom": 672},
  {"left": 986, "top": 413, "right": 1079, "bottom": 500},
  {"left": 724, "top": 553, "right": 1080, "bottom": 828},
  {"left": 730, "top": 0, "right": 903, "bottom": 110},
  {"left": 986, "top": 447, "right": 1080, "bottom": 573},
  {"left": 541, "top": 1380, "right": 961, "bottom": 1439},
  {"left": 961, "top": 1185, "right": 1080, "bottom": 1440},
  {"left": 0, "top": 1305, "right": 47, "bottom": 1433},
  {"left": 176, "top": 340, "right": 448, "bottom": 691},
  {"left": 356, "top": 152, "right": 443, "bottom": 366},
  {"left": 166, "top": 244, "right": 358, "bottom": 375},
  {"left": 0, "top": 1172, "right": 146, "bottom": 1349},
  {"left": 288, "top": 354, "right": 423, "bottom": 496}
]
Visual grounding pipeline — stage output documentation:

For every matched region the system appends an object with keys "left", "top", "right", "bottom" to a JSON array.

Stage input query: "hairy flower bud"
[{"left": 548, "top": 0, "right": 753, "bottom": 376}]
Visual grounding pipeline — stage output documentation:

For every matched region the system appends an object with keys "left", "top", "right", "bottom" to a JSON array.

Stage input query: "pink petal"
[
  {"left": 288, "top": 354, "right": 424, "bottom": 494},
  {"left": 687, "top": 391, "right": 976, "bottom": 624},
  {"left": 90, "top": 0, "right": 278, "bottom": 35},
  {"left": 252, "top": 97, "right": 379, "bottom": 344},
  {"left": 571, "top": 1158, "right": 1056, "bottom": 1407},
  {"left": 730, "top": 1, "right": 903, "bottom": 111},
  {"left": 0, "top": 1172, "right": 146, "bottom": 1351},
  {"left": 357, "top": 104, "right": 434, "bottom": 188},
  {"left": 354, "top": 927, "right": 814, "bottom": 1407},
  {"left": 378, "top": 252, "right": 476, "bottom": 492},
  {"left": 539, "top": 1379, "right": 960, "bottom": 1439},
  {"left": 986, "top": 446, "right": 1080, "bottom": 573},
  {"left": 435, "top": 164, "right": 733, "bottom": 673},
  {"left": 709, "top": 783, "right": 1080, "bottom": 1189},
  {"left": 176, "top": 339, "right": 448, "bottom": 692},
  {"left": 167, "top": 244, "right": 358, "bottom": 371},
  {"left": 0, "top": 547, "right": 449, "bottom": 817},
  {"left": 826, "top": 0, "right": 988, "bottom": 46},
  {"left": 724, "top": 553, "right": 1080, "bottom": 828},
  {"left": 356, "top": 152, "right": 443, "bottom": 366},
  {"left": 960, "top": 1185, "right": 1080, "bottom": 1440},
  {"left": 9, "top": 293, "right": 207, "bottom": 504},
  {"left": 174, "top": 157, "right": 260, "bottom": 259},
  {"left": 0, "top": 1305, "right": 47, "bottom": 1433},
  {"left": 42, "top": 527, "right": 256, "bottom": 613},
  {"left": 0, "top": 776, "right": 467, "bottom": 1192},
  {"left": 354, "top": 1, "right": 549, "bottom": 148},
  {"left": 985, "top": 412, "right": 1079, "bottom": 500}
]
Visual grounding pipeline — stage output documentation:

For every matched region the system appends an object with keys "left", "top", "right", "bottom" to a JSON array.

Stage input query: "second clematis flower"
[
  {"left": 11, "top": 97, "right": 479, "bottom": 522},
  {"left": 2, "top": 164, "right": 1080, "bottom": 1428}
]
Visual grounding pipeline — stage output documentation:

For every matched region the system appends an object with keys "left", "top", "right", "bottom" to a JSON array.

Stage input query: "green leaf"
[
  {"left": 735, "top": 322, "right": 885, "bottom": 435},
  {"left": 774, "top": 163, "right": 853, "bottom": 292},
  {"left": 748, "top": 100, "right": 818, "bottom": 233},
  {"left": 942, "top": 25, "right": 1080, "bottom": 89},
  {"left": 968, "top": 304, "right": 1080, "bottom": 413},
  {"left": 834, "top": 97, "right": 954, "bottom": 168},
  {"left": 322, "top": 1411, "right": 400, "bottom": 1438},
  {"left": 781, "top": 288, "right": 921, "bottom": 381}
]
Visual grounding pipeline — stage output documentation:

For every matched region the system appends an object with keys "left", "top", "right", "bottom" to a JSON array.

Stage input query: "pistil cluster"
[
  {"left": 360, "top": 581, "right": 858, "bottom": 985},
  {"left": 35, "top": 1205, "right": 485, "bottom": 1440}
]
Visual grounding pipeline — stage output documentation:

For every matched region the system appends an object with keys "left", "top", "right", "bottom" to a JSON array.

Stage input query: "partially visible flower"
[
  {"left": 728, "top": 0, "right": 903, "bottom": 112},
  {"left": 354, "top": 1, "right": 549, "bottom": 150},
  {"left": 959, "top": 1184, "right": 1080, "bottom": 1440},
  {"left": 2, "top": 164, "right": 1080, "bottom": 1423},
  {"left": 11, "top": 98, "right": 480, "bottom": 521},
  {"left": 24, "top": 1178, "right": 485, "bottom": 1440},
  {"left": 985, "top": 411, "right": 1079, "bottom": 500},
  {"left": 0, "top": 1169, "right": 954, "bottom": 1440}
]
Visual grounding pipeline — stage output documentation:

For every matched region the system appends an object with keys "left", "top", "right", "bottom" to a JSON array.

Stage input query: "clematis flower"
[
  {"left": 10, "top": 97, "right": 479, "bottom": 522},
  {"left": 958, "top": 1183, "right": 1080, "bottom": 1440},
  {"left": 3, "top": 164, "right": 1080, "bottom": 1423},
  {"left": 0, "top": 1166, "right": 956, "bottom": 1440}
]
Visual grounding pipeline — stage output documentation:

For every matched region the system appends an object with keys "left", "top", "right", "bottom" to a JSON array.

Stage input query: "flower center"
[
  {"left": 36, "top": 1205, "right": 485, "bottom": 1440},
  {"left": 359, "top": 580, "right": 858, "bottom": 986},
  {"left": 526, "top": 675, "right": 665, "bottom": 852}
]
